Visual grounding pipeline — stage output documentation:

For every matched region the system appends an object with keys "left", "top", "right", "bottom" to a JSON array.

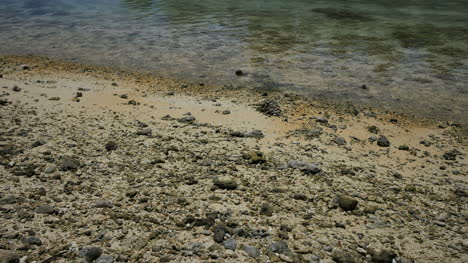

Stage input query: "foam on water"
[{"left": 1, "top": 0, "right": 467, "bottom": 123}]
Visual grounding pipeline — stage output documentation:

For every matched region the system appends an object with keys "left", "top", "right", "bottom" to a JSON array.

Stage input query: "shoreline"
[{"left": 0, "top": 55, "right": 467, "bottom": 263}]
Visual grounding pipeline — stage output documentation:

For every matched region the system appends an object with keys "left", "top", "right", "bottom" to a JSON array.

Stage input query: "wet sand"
[{"left": 0, "top": 55, "right": 467, "bottom": 263}]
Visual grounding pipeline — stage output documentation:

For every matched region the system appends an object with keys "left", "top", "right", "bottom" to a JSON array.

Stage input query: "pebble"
[
  {"left": 105, "top": 141, "right": 118, "bottom": 151},
  {"left": 260, "top": 203, "right": 273, "bottom": 216},
  {"left": 334, "top": 137, "right": 347, "bottom": 145},
  {"left": 338, "top": 195, "right": 358, "bottom": 211},
  {"left": 223, "top": 238, "right": 237, "bottom": 251},
  {"left": 213, "top": 176, "right": 237, "bottom": 190},
  {"left": 22, "top": 236, "right": 42, "bottom": 246},
  {"left": 136, "top": 127, "right": 152, "bottom": 136},
  {"left": 213, "top": 224, "right": 226, "bottom": 243},
  {"left": 371, "top": 249, "right": 397, "bottom": 263},
  {"left": 61, "top": 156, "right": 80, "bottom": 171},
  {"left": 34, "top": 204, "right": 56, "bottom": 214},
  {"left": 0, "top": 249, "right": 19, "bottom": 263},
  {"left": 94, "top": 199, "right": 113, "bottom": 208},
  {"left": 44, "top": 165, "right": 57, "bottom": 174},
  {"left": 268, "top": 241, "right": 292, "bottom": 256},
  {"left": 278, "top": 160, "right": 321, "bottom": 174},
  {"left": 96, "top": 255, "right": 114, "bottom": 263},
  {"left": 12, "top": 86, "right": 21, "bottom": 92},
  {"left": 119, "top": 94, "right": 128, "bottom": 99},
  {"left": 377, "top": 135, "right": 390, "bottom": 147},
  {"left": 78, "top": 247, "right": 102, "bottom": 262},
  {"left": 242, "top": 245, "right": 260, "bottom": 258}
]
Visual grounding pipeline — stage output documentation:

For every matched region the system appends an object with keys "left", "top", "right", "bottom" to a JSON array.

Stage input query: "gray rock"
[
  {"left": 331, "top": 249, "right": 359, "bottom": 263},
  {"left": 0, "top": 249, "right": 19, "bottom": 263},
  {"left": 213, "top": 176, "right": 237, "bottom": 190},
  {"left": 268, "top": 241, "right": 292, "bottom": 256},
  {"left": 179, "top": 114, "right": 196, "bottom": 123},
  {"left": 78, "top": 247, "right": 102, "bottom": 262},
  {"left": 223, "top": 238, "right": 237, "bottom": 251},
  {"left": 278, "top": 160, "right": 321, "bottom": 174},
  {"left": 31, "top": 139, "right": 47, "bottom": 148},
  {"left": 22, "top": 236, "right": 42, "bottom": 246},
  {"left": 245, "top": 130, "right": 264, "bottom": 139},
  {"left": 260, "top": 203, "right": 273, "bottom": 216},
  {"left": 334, "top": 137, "right": 347, "bottom": 145},
  {"left": 61, "top": 156, "right": 80, "bottom": 171},
  {"left": 44, "top": 165, "right": 57, "bottom": 174},
  {"left": 105, "top": 141, "right": 118, "bottom": 151},
  {"left": 96, "top": 255, "right": 114, "bottom": 263},
  {"left": 94, "top": 199, "right": 113, "bottom": 208},
  {"left": 242, "top": 245, "right": 260, "bottom": 258},
  {"left": 34, "top": 204, "right": 56, "bottom": 214},
  {"left": 377, "top": 136, "right": 390, "bottom": 147},
  {"left": 256, "top": 100, "right": 281, "bottom": 116},
  {"left": 306, "top": 128, "right": 323, "bottom": 138},
  {"left": 371, "top": 250, "right": 397, "bottom": 263},
  {"left": 338, "top": 195, "right": 358, "bottom": 211},
  {"left": 213, "top": 224, "right": 226, "bottom": 243},
  {"left": 185, "top": 242, "right": 204, "bottom": 255},
  {"left": 136, "top": 127, "right": 152, "bottom": 136}
]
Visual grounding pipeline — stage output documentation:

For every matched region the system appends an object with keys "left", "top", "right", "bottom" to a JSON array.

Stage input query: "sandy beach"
[{"left": 0, "top": 55, "right": 466, "bottom": 263}]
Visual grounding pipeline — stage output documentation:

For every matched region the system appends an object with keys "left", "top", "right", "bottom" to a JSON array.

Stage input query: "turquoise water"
[{"left": 1, "top": 0, "right": 467, "bottom": 123}]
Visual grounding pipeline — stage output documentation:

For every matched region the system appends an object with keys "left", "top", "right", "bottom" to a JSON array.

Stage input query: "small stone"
[
  {"left": 279, "top": 160, "right": 321, "bottom": 174},
  {"left": 371, "top": 250, "right": 397, "bottom": 263},
  {"left": 242, "top": 245, "right": 260, "bottom": 259},
  {"left": 213, "top": 224, "right": 226, "bottom": 243},
  {"left": 223, "top": 238, "right": 237, "bottom": 251},
  {"left": 49, "top": 97, "right": 60, "bottom": 101},
  {"left": 61, "top": 156, "right": 80, "bottom": 171},
  {"left": 136, "top": 127, "right": 152, "bottom": 136},
  {"left": 96, "top": 255, "right": 114, "bottom": 263},
  {"left": 22, "top": 236, "right": 42, "bottom": 246},
  {"left": 78, "top": 247, "right": 102, "bottom": 262},
  {"left": 256, "top": 100, "right": 281, "bottom": 116},
  {"left": 0, "top": 250, "right": 19, "bottom": 263},
  {"left": 213, "top": 176, "right": 237, "bottom": 190},
  {"left": 334, "top": 137, "right": 347, "bottom": 145},
  {"left": 105, "top": 141, "right": 118, "bottom": 151},
  {"left": 368, "top": 126, "right": 380, "bottom": 134},
  {"left": 269, "top": 241, "right": 291, "bottom": 256},
  {"left": 12, "top": 86, "right": 21, "bottom": 92},
  {"left": 443, "top": 150, "right": 460, "bottom": 160},
  {"left": 377, "top": 136, "right": 390, "bottom": 147},
  {"left": 128, "top": 100, "right": 137, "bottom": 105},
  {"left": 32, "top": 139, "right": 47, "bottom": 148},
  {"left": 178, "top": 115, "right": 196, "bottom": 123},
  {"left": 245, "top": 130, "right": 264, "bottom": 139},
  {"left": 76, "top": 92, "right": 83, "bottom": 97},
  {"left": 34, "top": 204, "right": 56, "bottom": 214},
  {"left": 243, "top": 151, "right": 266, "bottom": 164},
  {"left": 338, "top": 195, "right": 358, "bottom": 211},
  {"left": 398, "top": 145, "right": 409, "bottom": 151},
  {"left": 44, "top": 165, "right": 57, "bottom": 174},
  {"left": 235, "top": 70, "right": 244, "bottom": 76},
  {"left": 222, "top": 110, "right": 231, "bottom": 115},
  {"left": 260, "top": 203, "right": 273, "bottom": 216},
  {"left": 119, "top": 94, "right": 128, "bottom": 99},
  {"left": 331, "top": 249, "right": 358, "bottom": 263},
  {"left": 111, "top": 82, "right": 118, "bottom": 86},
  {"left": 94, "top": 199, "right": 113, "bottom": 208}
]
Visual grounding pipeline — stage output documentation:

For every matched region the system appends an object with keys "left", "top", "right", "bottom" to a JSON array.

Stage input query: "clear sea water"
[{"left": 1, "top": 0, "right": 467, "bottom": 123}]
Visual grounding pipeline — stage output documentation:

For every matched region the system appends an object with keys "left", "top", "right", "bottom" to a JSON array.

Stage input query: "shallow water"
[{"left": 1, "top": 0, "right": 467, "bottom": 123}]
